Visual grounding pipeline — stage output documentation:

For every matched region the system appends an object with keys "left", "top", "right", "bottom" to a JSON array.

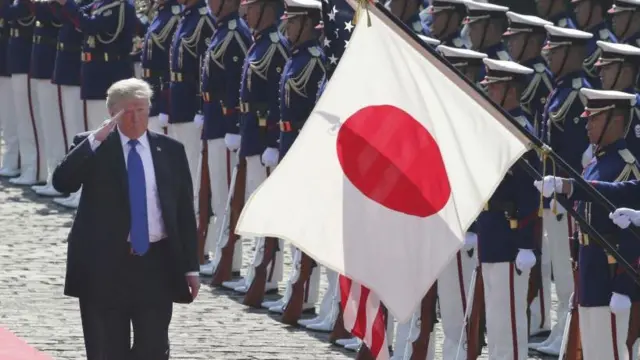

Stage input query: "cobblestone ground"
[{"left": 0, "top": 177, "right": 555, "bottom": 359}]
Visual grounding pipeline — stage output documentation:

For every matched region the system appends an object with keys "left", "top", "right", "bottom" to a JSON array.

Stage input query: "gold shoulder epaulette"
[
  {"left": 618, "top": 148, "right": 636, "bottom": 164},
  {"left": 308, "top": 46, "right": 320, "bottom": 57}
]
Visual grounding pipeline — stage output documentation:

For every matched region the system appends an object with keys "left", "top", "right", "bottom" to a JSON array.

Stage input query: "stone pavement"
[{"left": 0, "top": 177, "right": 556, "bottom": 359}]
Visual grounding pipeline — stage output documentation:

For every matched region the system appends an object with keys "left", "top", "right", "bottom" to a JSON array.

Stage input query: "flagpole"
[{"left": 365, "top": 1, "right": 640, "bottom": 280}]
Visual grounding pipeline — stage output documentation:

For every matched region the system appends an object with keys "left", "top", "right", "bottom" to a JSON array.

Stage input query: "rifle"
[
  {"left": 211, "top": 155, "right": 247, "bottom": 286},
  {"left": 281, "top": 251, "right": 317, "bottom": 325},
  {"left": 467, "top": 265, "right": 486, "bottom": 360},
  {"left": 243, "top": 237, "right": 280, "bottom": 307},
  {"left": 329, "top": 304, "right": 352, "bottom": 343},
  {"left": 197, "top": 139, "right": 210, "bottom": 265},
  {"left": 409, "top": 283, "right": 438, "bottom": 359},
  {"left": 526, "top": 216, "right": 544, "bottom": 336}
]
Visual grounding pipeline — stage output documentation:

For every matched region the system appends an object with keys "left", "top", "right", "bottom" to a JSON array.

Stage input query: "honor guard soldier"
[
  {"left": 596, "top": 41, "right": 640, "bottom": 158},
  {"left": 30, "top": 2, "right": 65, "bottom": 195},
  {"left": 222, "top": 0, "right": 289, "bottom": 305},
  {"left": 463, "top": 1, "right": 511, "bottom": 80},
  {"left": 477, "top": 58, "right": 540, "bottom": 360},
  {"left": 168, "top": 0, "right": 215, "bottom": 204},
  {"left": 48, "top": 0, "right": 90, "bottom": 207},
  {"left": 198, "top": 0, "right": 253, "bottom": 289},
  {"left": 54, "top": 0, "right": 137, "bottom": 129},
  {"left": 386, "top": 0, "right": 430, "bottom": 36},
  {"left": 502, "top": 10, "right": 556, "bottom": 344},
  {"left": 131, "top": 10, "right": 149, "bottom": 79},
  {"left": 265, "top": 0, "right": 326, "bottom": 325},
  {"left": 3, "top": 0, "right": 38, "bottom": 185},
  {"left": 542, "top": 25, "right": 593, "bottom": 172},
  {"left": 535, "top": 89, "right": 640, "bottom": 360},
  {"left": 535, "top": 0, "right": 577, "bottom": 28},
  {"left": 424, "top": 0, "right": 467, "bottom": 48},
  {"left": 571, "top": 0, "right": 617, "bottom": 88},
  {"left": 608, "top": 0, "right": 640, "bottom": 46},
  {"left": 141, "top": 0, "right": 181, "bottom": 133},
  {"left": 0, "top": 6, "right": 19, "bottom": 178}
]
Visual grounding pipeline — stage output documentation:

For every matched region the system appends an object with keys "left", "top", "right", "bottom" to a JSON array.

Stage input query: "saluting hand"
[{"left": 93, "top": 110, "right": 124, "bottom": 142}]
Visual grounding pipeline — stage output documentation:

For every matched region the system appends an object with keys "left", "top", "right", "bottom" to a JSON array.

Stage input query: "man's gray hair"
[{"left": 106, "top": 78, "right": 154, "bottom": 110}]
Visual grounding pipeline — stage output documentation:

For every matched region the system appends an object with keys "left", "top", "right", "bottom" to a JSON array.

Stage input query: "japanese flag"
[{"left": 236, "top": 4, "right": 531, "bottom": 323}]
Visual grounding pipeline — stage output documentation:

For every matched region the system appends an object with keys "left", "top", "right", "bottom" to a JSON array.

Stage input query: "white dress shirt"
[{"left": 88, "top": 129, "right": 199, "bottom": 277}]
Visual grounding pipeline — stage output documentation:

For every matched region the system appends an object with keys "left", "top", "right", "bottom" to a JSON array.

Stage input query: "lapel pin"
[{"left": 156, "top": 146, "right": 161, "bottom": 152}]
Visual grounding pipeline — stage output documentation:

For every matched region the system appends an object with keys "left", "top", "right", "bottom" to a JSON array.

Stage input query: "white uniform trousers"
[
  {"left": 12, "top": 74, "right": 46, "bottom": 184},
  {"left": 272, "top": 247, "right": 320, "bottom": 311},
  {"left": 300, "top": 269, "right": 341, "bottom": 329},
  {"left": 0, "top": 75, "right": 19, "bottom": 173},
  {"left": 168, "top": 122, "right": 201, "bottom": 206},
  {"left": 579, "top": 306, "right": 630, "bottom": 360},
  {"left": 85, "top": 99, "right": 109, "bottom": 129},
  {"left": 438, "top": 250, "right": 476, "bottom": 359},
  {"left": 147, "top": 116, "right": 168, "bottom": 134},
  {"left": 133, "top": 62, "right": 142, "bottom": 79},
  {"left": 53, "top": 86, "right": 86, "bottom": 205},
  {"left": 34, "top": 80, "right": 67, "bottom": 190},
  {"left": 540, "top": 210, "right": 573, "bottom": 347},
  {"left": 235, "top": 156, "right": 280, "bottom": 289},
  {"left": 400, "top": 309, "right": 436, "bottom": 360},
  {"left": 483, "top": 262, "right": 530, "bottom": 360},
  {"left": 205, "top": 138, "right": 241, "bottom": 272}
]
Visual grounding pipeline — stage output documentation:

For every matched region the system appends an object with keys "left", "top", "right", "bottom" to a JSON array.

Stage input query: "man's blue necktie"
[{"left": 128, "top": 139, "right": 149, "bottom": 255}]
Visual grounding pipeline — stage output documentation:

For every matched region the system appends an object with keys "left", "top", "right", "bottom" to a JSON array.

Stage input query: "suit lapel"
[{"left": 147, "top": 131, "right": 172, "bottom": 222}]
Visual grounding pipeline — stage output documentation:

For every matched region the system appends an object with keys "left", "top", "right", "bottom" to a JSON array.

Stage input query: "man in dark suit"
[{"left": 52, "top": 77, "right": 201, "bottom": 360}]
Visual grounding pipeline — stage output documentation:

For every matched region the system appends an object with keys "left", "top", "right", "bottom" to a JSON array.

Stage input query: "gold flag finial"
[{"left": 353, "top": 0, "right": 373, "bottom": 26}]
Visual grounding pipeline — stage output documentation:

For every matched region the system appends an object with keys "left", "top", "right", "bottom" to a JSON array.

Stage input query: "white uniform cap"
[
  {"left": 418, "top": 35, "right": 441, "bottom": 46},
  {"left": 596, "top": 41, "right": 640, "bottom": 66},
  {"left": 543, "top": 25, "right": 593, "bottom": 49},
  {"left": 283, "top": 0, "right": 321, "bottom": 19},
  {"left": 464, "top": 1, "right": 508, "bottom": 24},
  {"left": 481, "top": 58, "right": 534, "bottom": 85},
  {"left": 610, "top": 0, "right": 640, "bottom": 14},
  {"left": 504, "top": 12, "right": 553, "bottom": 36},
  {"left": 436, "top": 45, "right": 487, "bottom": 59},
  {"left": 580, "top": 88, "right": 637, "bottom": 117}
]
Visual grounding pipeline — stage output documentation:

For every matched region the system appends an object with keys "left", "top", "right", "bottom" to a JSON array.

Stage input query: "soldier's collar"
[
  {"left": 291, "top": 39, "right": 319, "bottom": 54},
  {"left": 182, "top": 0, "right": 205, "bottom": 15},
  {"left": 254, "top": 24, "right": 278, "bottom": 40},
  {"left": 556, "top": 70, "right": 584, "bottom": 87},
  {"left": 216, "top": 11, "right": 239, "bottom": 27},
  {"left": 596, "top": 139, "right": 627, "bottom": 159}
]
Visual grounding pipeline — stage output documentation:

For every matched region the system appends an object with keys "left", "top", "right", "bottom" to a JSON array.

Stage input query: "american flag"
[
  {"left": 321, "top": 2, "right": 389, "bottom": 358},
  {"left": 321, "top": 0, "right": 356, "bottom": 78}
]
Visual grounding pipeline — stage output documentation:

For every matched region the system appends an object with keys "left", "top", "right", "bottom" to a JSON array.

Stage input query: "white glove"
[
  {"left": 609, "top": 292, "right": 632, "bottom": 315},
  {"left": 609, "top": 208, "right": 640, "bottom": 229},
  {"left": 582, "top": 145, "right": 594, "bottom": 169},
  {"left": 533, "top": 176, "right": 564, "bottom": 198},
  {"left": 158, "top": 113, "right": 169, "bottom": 127},
  {"left": 515, "top": 249, "right": 536, "bottom": 271},
  {"left": 193, "top": 114, "right": 204, "bottom": 128},
  {"left": 224, "top": 133, "right": 241, "bottom": 151},
  {"left": 261, "top": 147, "right": 279, "bottom": 167},
  {"left": 463, "top": 232, "right": 477, "bottom": 251},
  {"left": 549, "top": 198, "right": 566, "bottom": 214}
]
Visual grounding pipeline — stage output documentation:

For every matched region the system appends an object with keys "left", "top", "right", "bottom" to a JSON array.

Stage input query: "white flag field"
[{"left": 236, "top": 5, "right": 532, "bottom": 323}]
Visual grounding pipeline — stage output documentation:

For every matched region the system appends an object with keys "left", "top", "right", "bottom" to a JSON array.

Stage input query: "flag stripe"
[{"left": 339, "top": 274, "right": 389, "bottom": 360}]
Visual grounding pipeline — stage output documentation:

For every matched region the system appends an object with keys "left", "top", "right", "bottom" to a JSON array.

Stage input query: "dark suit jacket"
[{"left": 52, "top": 129, "right": 198, "bottom": 304}]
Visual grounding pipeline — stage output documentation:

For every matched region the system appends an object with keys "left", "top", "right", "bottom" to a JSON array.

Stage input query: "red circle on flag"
[{"left": 336, "top": 105, "right": 452, "bottom": 218}]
